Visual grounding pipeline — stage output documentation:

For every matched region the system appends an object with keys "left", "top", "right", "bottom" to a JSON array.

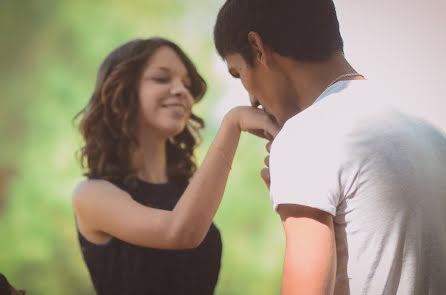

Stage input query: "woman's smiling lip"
[
  {"left": 161, "top": 102, "right": 187, "bottom": 109},
  {"left": 161, "top": 102, "right": 189, "bottom": 116}
]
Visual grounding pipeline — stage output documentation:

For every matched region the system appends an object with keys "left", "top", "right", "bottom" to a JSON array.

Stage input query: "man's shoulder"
[
  {"left": 276, "top": 100, "right": 362, "bottom": 149},
  {"left": 283, "top": 81, "right": 378, "bottom": 131}
]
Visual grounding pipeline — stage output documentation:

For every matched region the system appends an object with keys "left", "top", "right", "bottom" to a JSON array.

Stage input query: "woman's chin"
[{"left": 163, "top": 124, "right": 187, "bottom": 139}]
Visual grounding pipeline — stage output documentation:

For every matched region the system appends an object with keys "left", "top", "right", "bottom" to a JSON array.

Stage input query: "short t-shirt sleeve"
[{"left": 269, "top": 116, "right": 344, "bottom": 216}]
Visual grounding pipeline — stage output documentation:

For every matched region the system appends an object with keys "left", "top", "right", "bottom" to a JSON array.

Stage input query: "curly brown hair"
[{"left": 75, "top": 37, "right": 207, "bottom": 188}]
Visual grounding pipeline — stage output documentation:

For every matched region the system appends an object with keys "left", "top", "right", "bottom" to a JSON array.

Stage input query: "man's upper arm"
[{"left": 278, "top": 204, "right": 336, "bottom": 295}]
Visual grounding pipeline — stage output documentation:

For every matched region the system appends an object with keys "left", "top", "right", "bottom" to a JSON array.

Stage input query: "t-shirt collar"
[{"left": 313, "top": 80, "right": 351, "bottom": 105}]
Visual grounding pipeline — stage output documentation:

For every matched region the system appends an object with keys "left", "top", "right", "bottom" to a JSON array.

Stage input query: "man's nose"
[{"left": 249, "top": 94, "right": 260, "bottom": 108}]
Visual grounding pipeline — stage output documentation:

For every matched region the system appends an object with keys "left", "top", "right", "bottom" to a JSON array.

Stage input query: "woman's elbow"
[{"left": 167, "top": 225, "right": 204, "bottom": 249}]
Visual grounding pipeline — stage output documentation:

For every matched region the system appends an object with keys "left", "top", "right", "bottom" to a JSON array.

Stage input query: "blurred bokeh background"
[{"left": 0, "top": 0, "right": 444, "bottom": 294}]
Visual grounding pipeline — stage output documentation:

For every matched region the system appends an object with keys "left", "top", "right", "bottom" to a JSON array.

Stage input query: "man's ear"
[{"left": 247, "top": 31, "right": 272, "bottom": 68}]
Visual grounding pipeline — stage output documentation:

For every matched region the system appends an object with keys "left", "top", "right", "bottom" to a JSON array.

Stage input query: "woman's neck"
[{"left": 132, "top": 127, "right": 169, "bottom": 184}]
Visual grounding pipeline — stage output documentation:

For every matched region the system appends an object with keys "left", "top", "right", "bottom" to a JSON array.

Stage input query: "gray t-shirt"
[{"left": 270, "top": 80, "right": 446, "bottom": 294}]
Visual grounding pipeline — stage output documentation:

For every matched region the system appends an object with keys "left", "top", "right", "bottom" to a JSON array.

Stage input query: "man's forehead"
[{"left": 225, "top": 53, "right": 243, "bottom": 62}]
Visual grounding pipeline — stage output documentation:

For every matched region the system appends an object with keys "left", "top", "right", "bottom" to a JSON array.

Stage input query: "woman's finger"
[
  {"left": 264, "top": 155, "right": 270, "bottom": 167},
  {"left": 263, "top": 130, "right": 273, "bottom": 141},
  {"left": 262, "top": 116, "right": 280, "bottom": 139},
  {"left": 247, "top": 129, "right": 268, "bottom": 139},
  {"left": 260, "top": 168, "right": 271, "bottom": 189},
  {"left": 266, "top": 141, "right": 272, "bottom": 153}
]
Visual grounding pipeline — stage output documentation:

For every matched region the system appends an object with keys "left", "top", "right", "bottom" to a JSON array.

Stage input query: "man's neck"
[{"left": 278, "top": 51, "right": 363, "bottom": 115}]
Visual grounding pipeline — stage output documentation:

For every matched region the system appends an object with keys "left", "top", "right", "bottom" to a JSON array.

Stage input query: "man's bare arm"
[{"left": 278, "top": 204, "right": 336, "bottom": 295}]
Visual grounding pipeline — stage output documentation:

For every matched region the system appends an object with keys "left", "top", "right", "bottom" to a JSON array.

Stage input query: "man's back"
[{"left": 270, "top": 80, "right": 446, "bottom": 294}]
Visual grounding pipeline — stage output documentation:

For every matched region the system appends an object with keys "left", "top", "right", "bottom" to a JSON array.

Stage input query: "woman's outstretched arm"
[{"left": 73, "top": 106, "right": 279, "bottom": 249}]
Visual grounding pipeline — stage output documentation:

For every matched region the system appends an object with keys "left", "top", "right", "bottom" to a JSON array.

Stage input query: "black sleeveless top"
[{"left": 77, "top": 179, "right": 222, "bottom": 295}]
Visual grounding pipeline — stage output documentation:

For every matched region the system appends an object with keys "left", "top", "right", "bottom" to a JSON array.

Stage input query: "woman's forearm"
[{"left": 170, "top": 111, "right": 241, "bottom": 248}]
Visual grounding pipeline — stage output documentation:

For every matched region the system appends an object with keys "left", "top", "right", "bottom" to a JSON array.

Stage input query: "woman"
[{"left": 73, "top": 37, "right": 278, "bottom": 295}]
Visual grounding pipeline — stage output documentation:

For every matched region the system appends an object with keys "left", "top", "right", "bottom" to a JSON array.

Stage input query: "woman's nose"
[{"left": 170, "top": 80, "right": 187, "bottom": 97}]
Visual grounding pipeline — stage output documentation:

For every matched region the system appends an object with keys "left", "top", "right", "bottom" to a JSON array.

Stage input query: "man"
[{"left": 214, "top": 0, "right": 446, "bottom": 294}]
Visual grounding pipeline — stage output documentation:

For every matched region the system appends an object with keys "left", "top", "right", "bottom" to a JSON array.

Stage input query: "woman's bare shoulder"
[{"left": 72, "top": 179, "right": 129, "bottom": 209}]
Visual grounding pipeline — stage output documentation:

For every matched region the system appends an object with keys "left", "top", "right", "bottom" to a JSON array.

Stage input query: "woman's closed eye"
[
  {"left": 153, "top": 77, "right": 169, "bottom": 83},
  {"left": 184, "top": 83, "right": 192, "bottom": 91}
]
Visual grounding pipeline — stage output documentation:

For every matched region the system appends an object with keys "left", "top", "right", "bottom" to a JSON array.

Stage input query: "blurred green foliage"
[{"left": 0, "top": 0, "right": 284, "bottom": 294}]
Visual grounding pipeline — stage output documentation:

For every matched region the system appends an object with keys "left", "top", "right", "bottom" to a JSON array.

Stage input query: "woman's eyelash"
[
  {"left": 153, "top": 77, "right": 192, "bottom": 91},
  {"left": 154, "top": 77, "right": 169, "bottom": 82}
]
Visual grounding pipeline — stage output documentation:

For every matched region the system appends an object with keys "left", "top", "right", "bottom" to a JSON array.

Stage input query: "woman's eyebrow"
[{"left": 155, "top": 66, "right": 171, "bottom": 72}]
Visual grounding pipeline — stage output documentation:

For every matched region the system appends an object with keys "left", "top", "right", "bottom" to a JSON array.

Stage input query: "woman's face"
[{"left": 137, "top": 46, "right": 195, "bottom": 139}]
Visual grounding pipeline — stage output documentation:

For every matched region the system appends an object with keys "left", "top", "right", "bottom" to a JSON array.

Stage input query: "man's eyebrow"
[{"left": 228, "top": 68, "right": 239, "bottom": 78}]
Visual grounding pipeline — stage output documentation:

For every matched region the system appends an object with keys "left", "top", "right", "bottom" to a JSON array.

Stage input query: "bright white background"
[{"left": 336, "top": 0, "right": 446, "bottom": 131}]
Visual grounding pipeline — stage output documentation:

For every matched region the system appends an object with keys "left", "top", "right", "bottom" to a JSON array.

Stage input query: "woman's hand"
[
  {"left": 225, "top": 106, "right": 278, "bottom": 190},
  {"left": 261, "top": 141, "right": 272, "bottom": 190},
  {"left": 225, "top": 106, "right": 280, "bottom": 140}
]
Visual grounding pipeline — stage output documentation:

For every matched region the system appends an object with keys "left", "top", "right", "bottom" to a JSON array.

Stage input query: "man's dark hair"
[{"left": 214, "top": 0, "right": 344, "bottom": 65}]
